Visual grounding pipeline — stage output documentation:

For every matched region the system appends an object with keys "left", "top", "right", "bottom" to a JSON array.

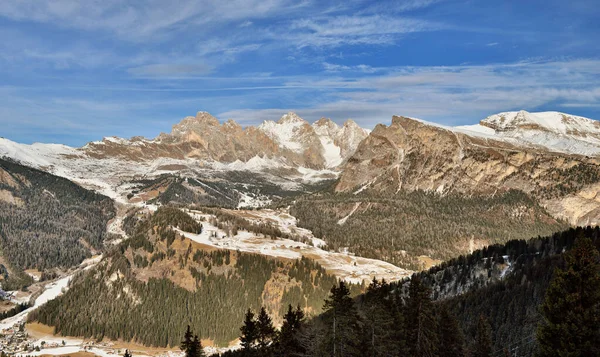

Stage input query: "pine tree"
[
  {"left": 181, "top": 325, "right": 193, "bottom": 354},
  {"left": 240, "top": 309, "right": 259, "bottom": 352},
  {"left": 438, "top": 305, "right": 465, "bottom": 357},
  {"left": 471, "top": 315, "right": 492, "bottom": 357},
  {"left": 406, "top": 275, "right": 439, "bottom": 357},
  {"left": 257, "top": 307, "right": 276, "bottom": 350},
  {"left": 276, "top": 304, "right": 305, "bottom": 356},
  {"left": 192, "top": 335, "right": 205, "bottom": 357},
  {"left": 362, "top": 278, "right": 405, "bottom": 356},
  {"left": 322, "top": 281, "right": 363, "bottom": 357},
  {"left": 537, "top": 236, "right": 600, "bottom": 357},
  {"left": 181, "top": 326, "right": 205, "bottom": 357},
  {"left": 123, "top": 350, "right": 132, "bottom": 357}
]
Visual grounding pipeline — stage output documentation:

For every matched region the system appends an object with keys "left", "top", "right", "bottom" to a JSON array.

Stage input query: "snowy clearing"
[{"left": 179, "top": 209, "right": 411, "bottom": 283}]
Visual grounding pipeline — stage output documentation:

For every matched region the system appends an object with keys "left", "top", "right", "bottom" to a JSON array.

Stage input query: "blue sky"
[{"left": 1, "top": 0, "right": 599, "bottom": 146}]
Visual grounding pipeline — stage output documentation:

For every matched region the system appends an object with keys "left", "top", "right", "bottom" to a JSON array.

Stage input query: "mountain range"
[{"left": 2, "top": 109, "right": 600, "bottom": 224}]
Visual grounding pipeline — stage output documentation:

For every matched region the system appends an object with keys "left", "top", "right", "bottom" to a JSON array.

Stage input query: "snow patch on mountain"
[
  {"left": 258, "top": 113, "right": 308, "bottom": 153},
  {"left": 405, "top": 110, "right": 600, "bottom": 156},
  {"left": 180, "top": 208, "right": 411, "bottom": 283}
]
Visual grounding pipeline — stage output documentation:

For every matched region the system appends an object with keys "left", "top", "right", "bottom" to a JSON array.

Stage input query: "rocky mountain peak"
[
  {"left": 277, "top": 112, "right": 307, "bottom": 125},
  {"left": 479, "top": 110, "right": 600, "bottom": 135},
  {"left": 171, "top": 111, "right": 221, "bottom": 136},
  {"left": 343, "top": 119, "right": 360, "bottom": 128}
]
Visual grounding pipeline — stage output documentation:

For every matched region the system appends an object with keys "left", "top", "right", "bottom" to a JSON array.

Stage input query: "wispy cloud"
[
  {"left": 322, "top": 62, "right": 379, "bottom": 73},
  {"left": 287, "top": 15, "right": 441, "bottom": 48},
  {"left": 0, "top": 0, "right": 599, "bottom": 145},
  {"left": 0, "top": 0, "right": 298, "bottom": 41}
]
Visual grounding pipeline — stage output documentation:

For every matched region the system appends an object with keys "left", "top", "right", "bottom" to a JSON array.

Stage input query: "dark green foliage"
[
  {"left": 181, "top": 325, "right": 194, "bottom": 354},
  {"left": 471, "top": 315, "right": 492, "bottom": 357},
  {"left": 240, "top": 309, "right": 258, "bottom": 352},
  {"left": 406, "top": 276, "right": 439, "bottom": 357},
  {"left": 275, "top": 305, "right": 305, "bottom": 356},
  {"left": 0, "top": 302, "right": 30, "bottom": 319},
  {"left": 0, "top": 158, "right": 115, "bottom": 273},
  {"left": 123, "top": 350, "right": 132, "bottom": 357},
  {"left": 360, "top": 278, "right": 406, "bottom": 356},
  {"left": 29, "top": 207, "right": 346, "bottom": 347},
  {"left": 287, "top": 190, "right": 567, "bottom": 268},
  {"left": 152, "top": 207, "right": 202, "bottom": 234},
  {"left": 438, "top": 305, "right": 465, "bottom": 357},
  {"left": 536, "top": 236, "right": 600, "bottom": 357},
  {"left": 181, "top": 325, "right": 205, "bottom": 357},
  {"left": 257, "top": 307, "right": 275, "bottom": 351},
  {"left": 321, "top": 281, "right": 363, "bottom": 357}
]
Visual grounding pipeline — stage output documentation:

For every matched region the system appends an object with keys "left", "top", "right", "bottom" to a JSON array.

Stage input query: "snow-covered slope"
[
  {"left": 179, "top": 208, "right": 411, "bottom": 283},
  {"left": 456, "top": 110, "right": 600, "bottom": 156},
  {"left": 0, "top": 111, "right": 371, "bottom": 203}
]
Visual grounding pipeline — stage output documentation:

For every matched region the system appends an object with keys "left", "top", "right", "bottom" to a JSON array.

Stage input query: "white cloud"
[
  {"left": 0, "top": 0, "right": 297, "bottom": 41},
  {"left": 286, "top": 15, "right": 440, "bottom": 48},
  {"left": 220, "top": 59, "right": 600, "bottom": 127},
  {"left": 322, "top": 62, "right": 378, "bottom": 73}
]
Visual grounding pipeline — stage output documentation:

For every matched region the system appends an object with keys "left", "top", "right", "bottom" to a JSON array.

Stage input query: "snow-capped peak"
[
  {"left": 277, "top": 112, "right": 308, "bottom": 125},
  {"left": 480, "top": 110, "right": 600, "bottom": 136},
  {"left": 451, "top": 110, "right": 600, "bottom": 156}
]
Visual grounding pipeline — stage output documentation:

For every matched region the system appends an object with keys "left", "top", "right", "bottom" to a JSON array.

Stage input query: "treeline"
[
  {"left": 286, "top": 190, "right": 567, "bottom": 269},
  {"left": 29, "top": 208, "right": 354, "bottom": 347},
  {"left": 212, "top": 226, "right": 600, "bottom": 356},
  {"left": 426, "top": 226, "right": 600, "bottom": 355},
  {"left": 212, "top": 278, "right": 491, "bottom": 357},
  {"left": 0, "top": 158, "right": 114, "bottom": 280}
]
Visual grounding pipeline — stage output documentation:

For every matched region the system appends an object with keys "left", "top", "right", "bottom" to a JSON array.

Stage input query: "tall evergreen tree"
[
  {"left": 257, "top": 307, "right": 276, "bottom": 350},
  {"left": 406, "top": 275, "right": 439, "bottom": 357},
  {"left": 321, "top": 281, "right": 363, "bottom": 357},
  {"left": 240, "top": 309, "right": 259, "bottom": 353},
  {"left": 192, "top": 335, "right": 205, "bottom": 357},
  {"left": 438, "top": 305, "right": 465, "bottom": 357},
  {"left": 181, "top": 325, "right": 194, "bottom": 354},
  {"left": 537, "top": 236, "right": 600, "bottom": 357},
  {"left": 123, "top": 349, "right": 132, "bottom": 357},
  {"left": 362, "top": 278, "right": 405, "bottom": 356},
  {"left": 276, "top": 304, "right": 305, "bottom": 356},
  {"left": 471, "top": 315, "right": 492, "bottom": 357},
  {"left": 181, "top": 326, "right": 205, "bottom": 357}
]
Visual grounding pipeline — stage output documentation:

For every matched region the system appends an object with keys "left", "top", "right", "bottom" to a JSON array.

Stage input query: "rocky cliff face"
[
  {"left": 0, "top": 111, "right": 369, "bottom": 205},
  {"left": 336, "top": 112, "right": 600, "bottom": 226},
  {"left": 83, "top": 111, "right": 369, "bottom": 170}
]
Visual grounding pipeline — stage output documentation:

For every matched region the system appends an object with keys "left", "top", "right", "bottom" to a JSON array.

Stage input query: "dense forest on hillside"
[
  {"left": 29, "top": 207, "right": 358, "bottom": 346},
  {"left": 377, "top": 226, "right": 600, "bottom": 355},
  {"left": 286, "top": 190, "right": 568, "bottom": 269},
  {"left": 212, "top": 226, "right": 600, "bottom": 357},
  {"left": 0, "top": 158, "right": 114, "bottom": 289}
]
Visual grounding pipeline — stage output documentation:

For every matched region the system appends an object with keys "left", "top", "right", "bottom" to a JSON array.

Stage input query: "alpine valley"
[{"left": 1, "top": 109, "right": 600, "bottom": 356}]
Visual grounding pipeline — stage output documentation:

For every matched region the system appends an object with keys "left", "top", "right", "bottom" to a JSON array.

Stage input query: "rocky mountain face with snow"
[
  {"left": 0, "top": 111, "right": 368, "bottom": 207},
  {"left": 84, "top": 111, "right": 369, "bottom": 170},
  {"left": 336, "top": 110, "right": 600, "bottom": 226}
]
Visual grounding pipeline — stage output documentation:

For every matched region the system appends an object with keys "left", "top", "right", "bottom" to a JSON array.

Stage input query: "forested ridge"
[
  {"left": 210, "top": 226, "right": 600, "bottom": 357},
  {"left": 0, "top": 158, "right": 115, "bottom": 290},
  {"left": 286, "top": 190, "right": 568, "bottom": 269},
  {"left": 29, "top": 207, "right": 359, "bottom": 347}
]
